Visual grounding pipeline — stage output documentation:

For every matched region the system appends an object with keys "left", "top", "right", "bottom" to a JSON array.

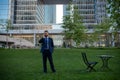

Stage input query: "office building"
[
  {"left": 6, "top": 0, "right": 63, "bottom": 47},
  {"left": 1, "top": 0, "right": 118, "bottom": 47},
  {"left": 44, "top": 5, "right": 56, "bottom": 24},
  {"left": 63, "top": 0, "right": 107, "bottom": 29},
  {"left": 9, "top": 0, "right": 44, "bottom": 30}
]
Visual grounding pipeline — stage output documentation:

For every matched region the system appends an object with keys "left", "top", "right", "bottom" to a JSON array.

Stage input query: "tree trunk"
[{"left": 111, "top": 33, "right": 115, "bottom": 47}]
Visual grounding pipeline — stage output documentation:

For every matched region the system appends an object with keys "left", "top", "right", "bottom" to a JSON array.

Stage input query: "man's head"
[{"left": 44, "top": 30, "right": 49, "bottom": 37}]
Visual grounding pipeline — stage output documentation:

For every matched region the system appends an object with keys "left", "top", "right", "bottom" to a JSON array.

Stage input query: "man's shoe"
[
  {"left": 52, "top": 70, "right": 56, "bottom": 73},
  {"left": 44, "top": 71, "right": 47, "bottom": 73}
]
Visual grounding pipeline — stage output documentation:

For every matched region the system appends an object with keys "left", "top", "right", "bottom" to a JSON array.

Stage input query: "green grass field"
[{"left": 0, "top": 48, "right": 120, "bottom": 80}]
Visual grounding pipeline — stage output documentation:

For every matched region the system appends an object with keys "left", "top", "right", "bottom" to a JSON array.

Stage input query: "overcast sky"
[
  {"left": 56, "top": 5, "right": 63, "bottom": 24},
  {"left": 0, "top": 0, "right": 9, "bottom": 19}
]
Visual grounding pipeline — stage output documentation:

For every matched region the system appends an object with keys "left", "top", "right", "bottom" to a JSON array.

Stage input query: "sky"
[
  {"left": 56, "top": 5, "right": 63, "bottom": 24},
  {"left": 0, "top": 0, "right": 9, "bottom": 20}
]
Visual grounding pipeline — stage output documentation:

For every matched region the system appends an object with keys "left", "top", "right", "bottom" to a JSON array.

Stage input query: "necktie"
[{"left": 45, "top": 38, "right": 49, "bottom": 49}]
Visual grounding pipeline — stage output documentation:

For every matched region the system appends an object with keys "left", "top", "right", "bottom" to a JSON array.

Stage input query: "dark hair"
[{"left": 44, "top": 30, "right": 48, "bottom": 33}]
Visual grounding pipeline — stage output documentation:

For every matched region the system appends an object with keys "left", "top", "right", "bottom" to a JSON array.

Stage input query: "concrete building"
[
  {"left": 63, "top": 0, "right": 107, "bottom": 29},
  {"left": 7, "top": 0, "right": 63, "bottom": 47},
  {"left": 44, "top": 5, "right": 56, "bottom": 24},
  {"left": 1, "top": 0, "right": 119, "bottom": 47},
  {"left": 9, "top": 0, "right": 44, "bottom": 29}
]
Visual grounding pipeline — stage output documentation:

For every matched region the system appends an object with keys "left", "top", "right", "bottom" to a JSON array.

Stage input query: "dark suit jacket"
[{"left": 39, "top": 37, "right": 54, "bottom": 53}]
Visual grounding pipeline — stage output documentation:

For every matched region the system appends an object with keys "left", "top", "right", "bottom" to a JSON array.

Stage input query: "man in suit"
[{"left": 39, "top": 30, "right": 56, "bottom": 73}]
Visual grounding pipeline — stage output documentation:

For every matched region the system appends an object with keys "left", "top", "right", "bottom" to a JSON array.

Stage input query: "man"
[{"left": 39, "top": 30, "right": 56, "bottom": 73}]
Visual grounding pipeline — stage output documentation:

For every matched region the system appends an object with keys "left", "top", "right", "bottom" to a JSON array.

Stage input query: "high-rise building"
[
  {"left": 0, "top": 0, "right": 9, "bottom": 25},
  {"left": 9, "top": 0, "right": 107, "bottom": 31},
  {"left": 7, "top": 0, "right": 63, "bottom": 47},
  {"left": 44, "top": 5, "right": 56, "bottom": 24},
  {"left": 1, "top": 0, "right": 113, "bottom": 47},
  {"left": 95, "top": 0, "right": 107, "bottom": 23},
  {"left": 9, "top": 0, "right": 58, "bottom": 29},
  {"left": 63, "top": 0, "right": 107, "bottom": 29},
  {"left": 9, "top": 0, "right": 44, "bottom": 30}
]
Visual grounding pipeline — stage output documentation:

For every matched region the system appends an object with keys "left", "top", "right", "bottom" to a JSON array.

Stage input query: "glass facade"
[
  {"left": 9, "top": 0, "right": 57, "bottom": 30},
  {"left": 10, "top": 0, "right": 44, "bottom": 30},
  {"left": 0, "top": 0, "right": 9, "bottom": 25},
  {"left": 44, "top": 5, "right": 56, "bottom": 24},
  {"left": 96, "top": 0, "right": 107, "bottom": 23},
  {"left": 2, "top": 0, "right": 116, "bottom": 47},
  {"left": 63, "top": 0, "right": 107, "bottom": 29}
]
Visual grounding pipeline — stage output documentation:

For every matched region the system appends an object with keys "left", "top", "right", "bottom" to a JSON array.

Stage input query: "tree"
[
  {"left": 107, "top": 0, "right": 120, "bottom": 47},
  {"left": 94, "top": 18, "right": 113, "bottom": 47},
  {"left": 107, "top": 0, "right": 120, "bottom": 30},
  {"left": 0, "top": 19, "right": 3, "bottom": 25},
  {"left": 6, "top": 19, "right": 12, "bottom": 48},
  {"left": 6, "top": 19, "right": 12, "bottom": 33},
  {"left": 0, "top": 19, "right": 3, "bottom": 32},
  {"left": 0, "top": 19, "right": 5, "bottom": 30},
  {"left": 62, "top": 2, "right": 86, "bottom": 47},
  {"left": 0, "top": 19, "right": 12, "bottom": 48}
]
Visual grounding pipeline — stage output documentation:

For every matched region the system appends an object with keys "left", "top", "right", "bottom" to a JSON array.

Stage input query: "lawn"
[{"left": 0, "top": 48, "right": 120, "bottom": 80}]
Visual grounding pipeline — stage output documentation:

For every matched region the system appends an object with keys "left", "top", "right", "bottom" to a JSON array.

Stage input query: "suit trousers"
[{"left": 42, "top": 50, "right": 56, "bottom": 73}]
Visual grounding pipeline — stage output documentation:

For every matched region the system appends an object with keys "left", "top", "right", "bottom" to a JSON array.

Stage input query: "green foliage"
[
  {"left": 95, "top": 17, "right": 112, "bottom": 34},
  {"left": 6, "top": 19, "right": 12, "bottom": 32},
  {"left": 94, "top": 18, "right": 113, "bottom": 47},
  {"left": 107, "top": 0, "right": 120, "bottom": 29},
  {"left": 94, "top": 17, "right": 119, "bottom": 47},
  {"left": 0, "top": 19, "right": 4, "bottom": 25},
  {"left": 86, "top": 33, "right": 98, "bottom": 44},
  {"left": 62, "top": 2, "right": 86, "bottom": 45},
  {"left": 106, "top": 0, "right": 120, "bottom": 47},
  {"left": 0, "top": 19, "right": 12, "bottom": 32}
]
